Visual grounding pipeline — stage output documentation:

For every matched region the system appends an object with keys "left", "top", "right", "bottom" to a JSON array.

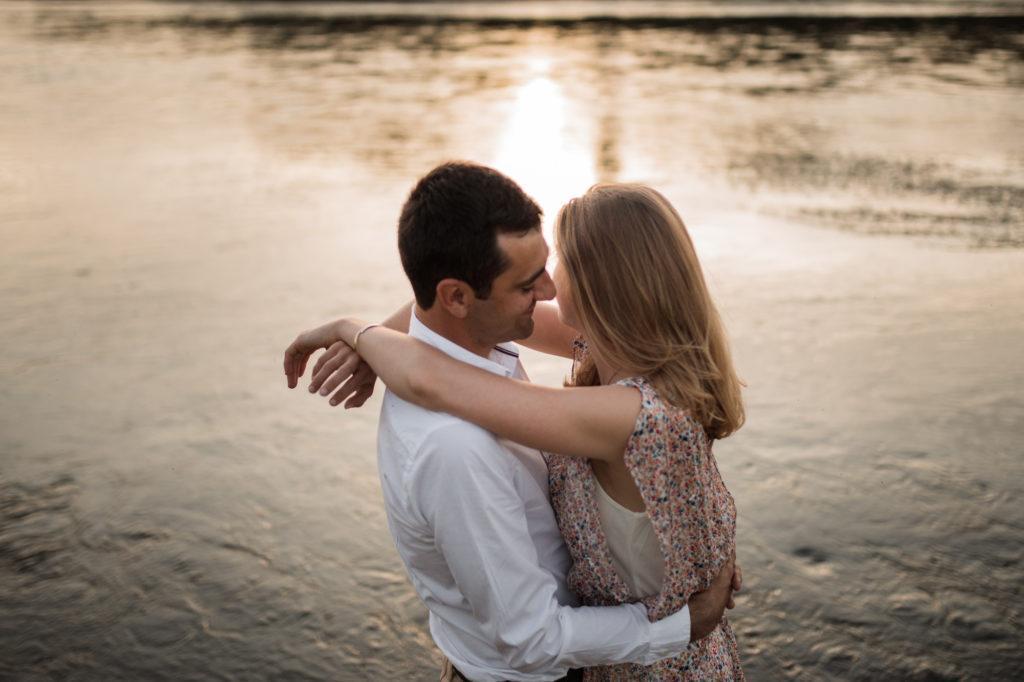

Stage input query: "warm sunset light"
[
  {"left": 2, "top": 1, "right": 1021, "bottom": 680},
  {"left": 491, "top": 58, "right": 596, "bottom": 239}
]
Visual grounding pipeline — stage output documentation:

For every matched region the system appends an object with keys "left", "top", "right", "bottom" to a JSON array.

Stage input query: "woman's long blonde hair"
[{"left": 556, "top": 184, "right": 744, "bottom": 440}]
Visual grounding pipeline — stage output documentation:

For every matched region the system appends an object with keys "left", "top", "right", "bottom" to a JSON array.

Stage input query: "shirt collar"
[{"left": 409, "top": 311, "right": 518, "bottom": 378}]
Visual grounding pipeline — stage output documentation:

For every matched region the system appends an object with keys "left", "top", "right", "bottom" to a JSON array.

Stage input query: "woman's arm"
[
  {"left": 380, "top": 301, "right": 414, "bottom": 333},
  {"left": 303, "top": 301, "right": 571, "bottom": 406},
  {"left": 284, "top": 319, "right": 640, "bottom": 462},
  {"left": 285, "top": 302, "right": 413, "bottom": 408},
  {"left": 517, "top": 302, "right": 578, "bottom": 359}
]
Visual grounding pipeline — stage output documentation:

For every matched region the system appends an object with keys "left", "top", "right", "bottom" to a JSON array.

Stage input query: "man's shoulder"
[
  {"left": 420, "top": 421, "right": 508, "bottom": 469},
  {"left": 380, "top": 390, "right": 510, "bottom": 472}
]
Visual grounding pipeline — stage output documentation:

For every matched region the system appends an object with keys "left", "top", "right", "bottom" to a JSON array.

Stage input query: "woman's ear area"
[{"left": 435, "top": 278, "right": 474, "bottom": 319}]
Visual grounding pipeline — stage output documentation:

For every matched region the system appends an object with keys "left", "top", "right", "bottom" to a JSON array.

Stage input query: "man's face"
[{"left": 468, "top": 228, "right": 555, "bottom": 344}]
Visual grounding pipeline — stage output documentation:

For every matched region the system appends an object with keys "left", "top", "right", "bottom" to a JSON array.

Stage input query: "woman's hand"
[
  {"left": 308, "top": 340, "right": 378, "bottom": 408},
  {"left": 284, "top": 304, "right": 411, "bottom": 406},
  {"left": 283, "top": 318, "right": 363, "bottom": 389}
]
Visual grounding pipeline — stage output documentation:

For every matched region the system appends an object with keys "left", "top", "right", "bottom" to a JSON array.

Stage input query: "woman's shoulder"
[
  {"left": 615, "top": 375, "right": 664, "bottom": 410},
  {"left": 615, "top": 374, "right": 652, "bottom": 393},
  {"left": 614, "top": 378, "right": 712, "bottom": 489},
  {"left": 616, "top": 376, "right": 705, "bottom": 436}
]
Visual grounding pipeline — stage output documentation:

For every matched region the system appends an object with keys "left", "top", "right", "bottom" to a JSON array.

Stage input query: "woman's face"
[{"left": 553, "top": 259, "right": 581, "bottom": 331}]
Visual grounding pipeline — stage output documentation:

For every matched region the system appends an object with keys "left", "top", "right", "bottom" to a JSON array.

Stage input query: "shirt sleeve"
[{"left": 410, "top": 423, "right": 690, "bottom": 674}]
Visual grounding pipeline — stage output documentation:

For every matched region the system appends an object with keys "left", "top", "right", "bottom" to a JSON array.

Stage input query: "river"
[{"left": 1, "top": 1, "right": 1022, "bottom": 679}]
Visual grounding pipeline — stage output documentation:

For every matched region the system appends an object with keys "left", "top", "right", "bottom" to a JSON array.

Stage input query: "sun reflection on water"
[{"left": 489, "top": 59, "right": 596, "bottom": 244}]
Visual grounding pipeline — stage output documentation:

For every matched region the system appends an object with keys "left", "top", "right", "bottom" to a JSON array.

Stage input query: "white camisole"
[{"left": 593, "top": 479, "right": 665, "bottom": 599}]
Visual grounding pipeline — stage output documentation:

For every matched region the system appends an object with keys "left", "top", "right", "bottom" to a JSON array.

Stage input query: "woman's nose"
[{"left": 536, "top": 271, "right": 557, "bottom": 301}]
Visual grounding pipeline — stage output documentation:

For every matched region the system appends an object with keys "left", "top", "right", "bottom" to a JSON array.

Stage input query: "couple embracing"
[{"left": 284, "top": 162, "right": 745, "bottom": 681}]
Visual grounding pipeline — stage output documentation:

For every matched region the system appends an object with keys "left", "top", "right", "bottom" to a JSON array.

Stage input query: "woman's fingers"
[
  {"left": 314, "top": 355, "right": 360, "bottom": 396},
  {"left": 310, "top": 343, "right": 336, "bottom": 378},
  {"left": 285, "top": 323, "right": 352, "bottom": 389},
  {"left": 344, "top": 386, "right": 374, "bottom": 409},
  {"left": 283, "top": 338, "right": 310, "bottom": 388},
  {"left": 310, "top": 344, "right": 342, "bottom": 385},
  {"left": 310, "top": 351, "right": 358, "bottom": 394},
  {"left": 309, "top": 339, "right": 346, "bottom": 376},
  {"left": 340, "top": 366, "right": 377, "bottom": 408},
  {"left": 328, "top": 364, "right": 376, "bottom": 407},
  {"left": 284, "top": 330, "right": 325, "bottom": 387},
  {"left": 328, "top": 373, "right": 361, "bottom": 406},
  {"left": 284, "top": 321, "right": 374, "bottom": 402}
]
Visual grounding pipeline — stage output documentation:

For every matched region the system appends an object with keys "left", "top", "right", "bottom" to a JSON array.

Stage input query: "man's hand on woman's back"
[{"left": 687, "top": 554, "right": 741, "bottom": 641}]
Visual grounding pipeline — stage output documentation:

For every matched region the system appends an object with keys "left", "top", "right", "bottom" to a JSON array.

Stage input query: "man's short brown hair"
[{"left": 397, "top": 162, "right": 542, "bottom": 309}]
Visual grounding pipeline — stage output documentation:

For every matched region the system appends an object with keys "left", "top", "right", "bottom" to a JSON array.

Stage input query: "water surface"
[{"left": 1, "top": 1, "right": 1023, "bottom": 679}]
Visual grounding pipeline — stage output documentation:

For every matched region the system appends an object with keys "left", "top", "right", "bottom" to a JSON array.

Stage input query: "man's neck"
[{"left": 414, "top": 305, "right": 495, "bottom": 359}]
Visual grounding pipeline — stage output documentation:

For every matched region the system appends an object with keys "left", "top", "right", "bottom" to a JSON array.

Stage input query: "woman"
[{"left": 290, "top": 184, "right": 744, "bottom": 680}]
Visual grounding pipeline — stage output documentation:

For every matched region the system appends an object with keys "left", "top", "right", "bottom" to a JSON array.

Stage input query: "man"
[{"left": 285, "top": 162, "right": 739, "bottom": 681}]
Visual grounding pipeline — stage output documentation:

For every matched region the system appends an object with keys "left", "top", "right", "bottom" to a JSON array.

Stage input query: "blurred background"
[{"left": 1, "top": 1, "right": 1022, "bottom": 679}]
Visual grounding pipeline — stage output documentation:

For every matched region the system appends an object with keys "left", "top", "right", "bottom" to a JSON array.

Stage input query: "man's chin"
[{"left": 512, "top": 318, "right": 535, "bottom": 341}]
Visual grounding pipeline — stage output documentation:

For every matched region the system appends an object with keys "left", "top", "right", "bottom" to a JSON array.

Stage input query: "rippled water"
[{"left": 2, "top": 2, "right": 1023, "bottom": 680}]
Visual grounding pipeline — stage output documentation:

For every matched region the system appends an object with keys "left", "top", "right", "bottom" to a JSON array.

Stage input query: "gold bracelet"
[{"left": 352, "top": 323, "right": 380, "bottom": 355}]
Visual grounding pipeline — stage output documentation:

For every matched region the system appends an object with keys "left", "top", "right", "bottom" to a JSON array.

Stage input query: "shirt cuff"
[{"left": 644, "top": 603, "right": 691, "bottom": 664}]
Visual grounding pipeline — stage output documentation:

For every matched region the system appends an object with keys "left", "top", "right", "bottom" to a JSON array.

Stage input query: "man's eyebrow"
[{"left": 516, "top": 264, "right": 547, "bottom": 288}]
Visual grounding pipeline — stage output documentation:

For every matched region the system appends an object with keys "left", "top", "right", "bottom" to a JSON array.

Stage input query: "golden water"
[{"left": 2, "top": 2, "right": 1023, "bottom": 679}]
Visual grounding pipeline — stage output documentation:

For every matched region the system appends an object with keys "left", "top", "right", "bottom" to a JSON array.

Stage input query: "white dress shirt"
[{"left": 375, "top": 312, "right": 691, "bottom": 681}]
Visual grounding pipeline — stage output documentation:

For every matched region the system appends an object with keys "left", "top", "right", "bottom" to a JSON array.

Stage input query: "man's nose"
[{"left": 535, "top": 271, "right": 556, "bottom": 301}]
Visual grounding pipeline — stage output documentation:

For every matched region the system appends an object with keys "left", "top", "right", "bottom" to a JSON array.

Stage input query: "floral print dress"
[{"left": 546, "top": 345, "right": 743, "bottom": 680}]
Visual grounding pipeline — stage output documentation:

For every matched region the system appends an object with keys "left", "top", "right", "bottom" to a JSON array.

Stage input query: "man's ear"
[{"left": 435, "top": 279, "right": 475, "bottom": 319}]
